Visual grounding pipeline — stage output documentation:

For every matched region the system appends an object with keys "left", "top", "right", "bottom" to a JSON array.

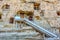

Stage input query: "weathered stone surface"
[{"left": 0, "top": 0, "right": 60, "bottom": 39}]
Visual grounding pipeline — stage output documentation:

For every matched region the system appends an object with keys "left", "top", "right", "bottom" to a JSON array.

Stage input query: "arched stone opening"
[
  {"left": 9, "top": 17, "right": 14, "bottom": 24},
  {"left": 16, "top": 10, "right": 25, "bottom": 18},
  {"left": 16, "top": 10, "right": 34, "bottom": 27},
  {"left": 26, "top": 11, "right": 34, "bottom": 21},
  {"left": 2, "top": 4, "right": 10, "bottom": 9},
  {"left": 16, "top": 10, "right": 34, "bottom": 21},
  {"left": 0, "top": 12, "right": 3, "bottom": 22},
  {"left": 34, "top": 3, "right": 40, "bottom": 10},
  {"left": 57, "top": 11, "right": 60, "bottom": 16},
  {"left": 2, "top": 4, "right": 10, "bottom": 11},
  {"left": 0, "top": 12, "right": 2, "bottom": 19}
]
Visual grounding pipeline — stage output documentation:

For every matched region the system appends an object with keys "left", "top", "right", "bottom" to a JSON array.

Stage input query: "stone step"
[
  {"left": 0, "top": 26, "right": 35, "bottom": 32},
  {"left": 44, "top": 38, "right": 59, "bottom": 40},
  {"left": 0, "top": 32, "right": 41, "bottom": 38}
]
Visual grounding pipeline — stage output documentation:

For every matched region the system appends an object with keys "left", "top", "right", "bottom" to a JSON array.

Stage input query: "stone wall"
[{"left": 0, "top": 0, "right": 60, "bottom": 34}]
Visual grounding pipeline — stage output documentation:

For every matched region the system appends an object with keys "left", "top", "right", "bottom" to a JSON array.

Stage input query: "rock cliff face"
[{"left": 0, "top": 0, "right": 60, "bottom": 39}]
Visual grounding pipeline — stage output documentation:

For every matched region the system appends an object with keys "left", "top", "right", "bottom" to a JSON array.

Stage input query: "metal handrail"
[
  {"left": 24, "top": 18, "right": 57, "bottom": 38},
  {"left": 14, "top": 16, "right": 57, "bottom": 38}
]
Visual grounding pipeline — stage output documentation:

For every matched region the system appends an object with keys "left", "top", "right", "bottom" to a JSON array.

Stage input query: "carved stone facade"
[{"left": 0, "top": 0, "right": 60, "bottom": 40}]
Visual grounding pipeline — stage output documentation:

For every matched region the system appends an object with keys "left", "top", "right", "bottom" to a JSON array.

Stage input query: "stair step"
[
  {"left": 0, "top": 32, "right": 40, "bottom": 37},
  {"left": 22, "top": 26, "right": 33, "bottom": 29},
  {"left": 0, "top": 26, "right": 35, "bottom": 32}
]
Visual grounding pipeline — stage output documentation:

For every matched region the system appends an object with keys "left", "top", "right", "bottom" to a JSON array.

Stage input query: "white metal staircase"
[
  {"left": 14, "top": 16, "right": 57, "bottom": 38},
  {"left": 23, "top": 18, "right": 57, "bottom": 38}
]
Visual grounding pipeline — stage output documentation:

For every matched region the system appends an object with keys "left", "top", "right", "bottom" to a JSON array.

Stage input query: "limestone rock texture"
[{"left": 0, "top": 0, "right": 60, "bottom": 39}]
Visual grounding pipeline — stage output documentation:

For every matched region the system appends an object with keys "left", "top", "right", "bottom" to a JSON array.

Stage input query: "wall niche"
[
  {"left": 34, "top": 3, "right": 40, "bottom": 10},
  {"left": 57, "top": 11, "right": 60, "bottom": 16},
  {"left": 2, "top": 4, "right": 10, "bottom": 11}
]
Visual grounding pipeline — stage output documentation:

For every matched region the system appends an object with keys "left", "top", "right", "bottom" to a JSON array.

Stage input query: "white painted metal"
[
  {"left": 14, "top": 16, "right": 57, "bottom": 37},
  {"left": 24, "top": 18, "right": 57, "bottom": 38}
]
